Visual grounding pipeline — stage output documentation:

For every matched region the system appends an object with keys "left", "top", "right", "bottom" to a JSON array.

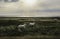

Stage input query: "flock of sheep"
[{"left": 17, "top": 22, "right": 35, "bottom": 32}]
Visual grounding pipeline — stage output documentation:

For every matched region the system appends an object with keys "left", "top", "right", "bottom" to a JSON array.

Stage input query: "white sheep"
[
  {"left": 17, "top": 24, "right": 26, "bottom": 32},
  {"left": 18, "top": 24, "right": 26, "bottom": 28},
  {"left": 29, "top": 22, "right": 35, "bottom": 26}
]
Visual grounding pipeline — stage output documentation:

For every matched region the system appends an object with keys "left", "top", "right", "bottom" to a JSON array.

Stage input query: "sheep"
[
  {"left": 17, "top": 24, "right": 26, "bottom": 32},
  {"left": 18, "top": 24, "right": 26, "bottom": 28},
  {"left": 29, "top": 22, "right": 35, "bottom": 26}
]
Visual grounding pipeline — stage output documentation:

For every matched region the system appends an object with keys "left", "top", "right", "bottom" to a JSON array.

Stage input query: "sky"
[{"left": 0, "top": 0, "right": 60, "bottom": 17}]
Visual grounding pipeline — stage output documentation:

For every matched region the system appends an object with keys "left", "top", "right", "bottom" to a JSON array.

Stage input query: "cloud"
[{"left": 0, "top": 0, "right": 60, "bottom": 17}]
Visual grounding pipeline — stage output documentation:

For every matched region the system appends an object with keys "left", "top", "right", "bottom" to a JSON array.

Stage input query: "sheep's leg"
[{"left": 18, "top": 28, "right": 22, "bottom": 32}]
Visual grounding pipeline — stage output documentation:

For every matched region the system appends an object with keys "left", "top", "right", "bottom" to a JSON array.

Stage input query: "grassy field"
[{"left": 0, "top": 17, "right": 60, "bottom": 39}]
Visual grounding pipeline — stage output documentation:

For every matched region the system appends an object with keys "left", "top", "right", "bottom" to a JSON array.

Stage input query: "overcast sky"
[{"left": 0, "top": 0, "right": 60, "bottom": 17}]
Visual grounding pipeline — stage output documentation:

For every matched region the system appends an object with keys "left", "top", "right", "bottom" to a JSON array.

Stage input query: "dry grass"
[{"left": 0, "top": 35, "right": 60, "bottom": 39}]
